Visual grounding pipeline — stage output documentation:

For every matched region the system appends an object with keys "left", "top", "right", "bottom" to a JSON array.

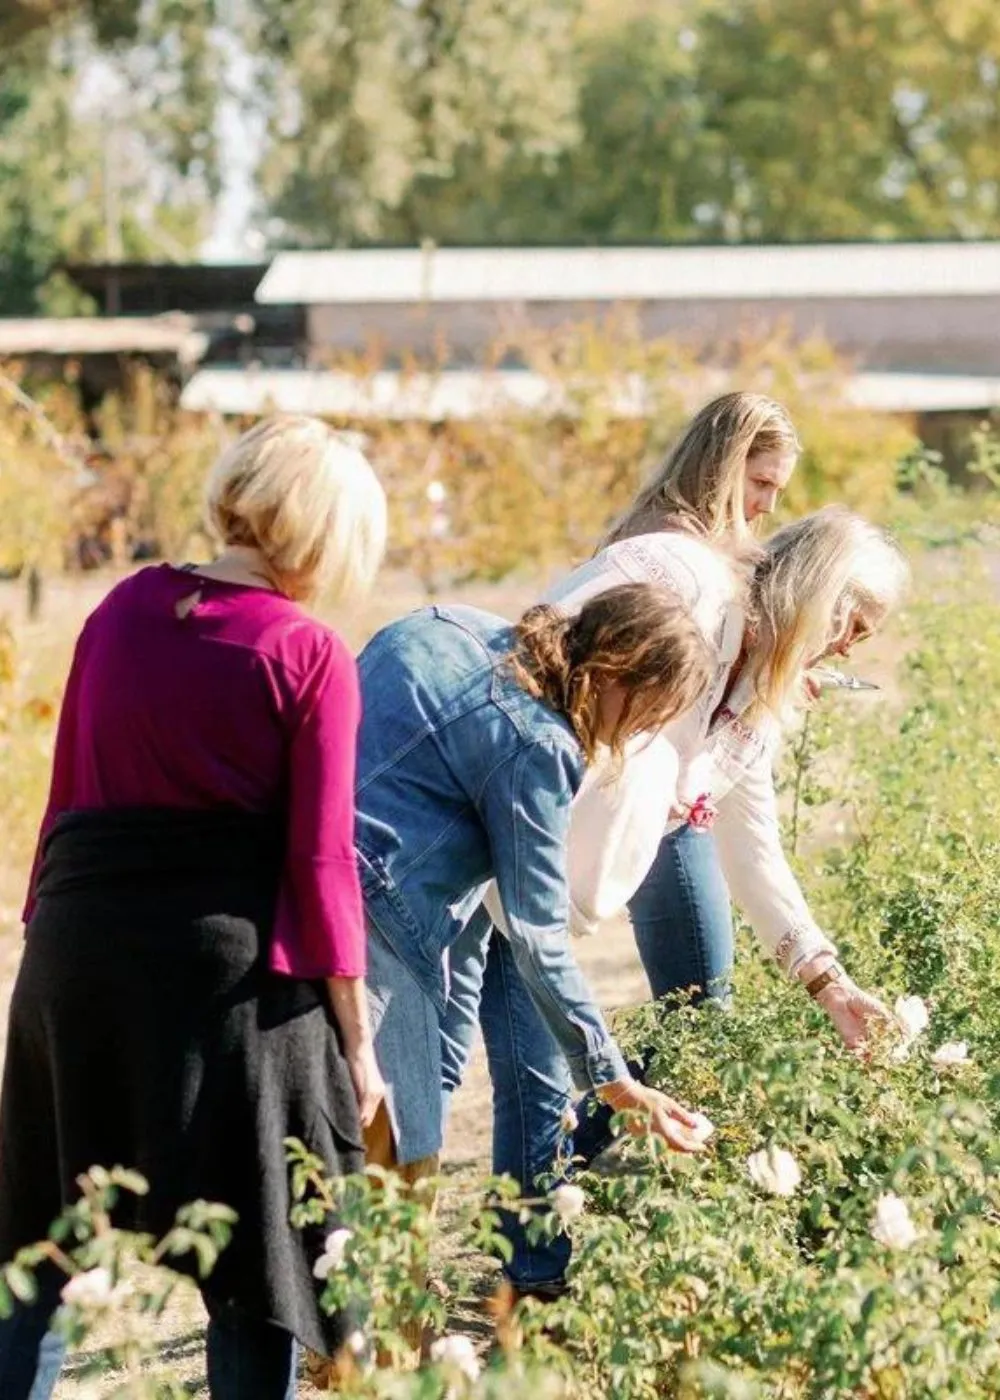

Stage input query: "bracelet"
[{"left": 804, "top": 962, "right": 845, "bottom": 999}]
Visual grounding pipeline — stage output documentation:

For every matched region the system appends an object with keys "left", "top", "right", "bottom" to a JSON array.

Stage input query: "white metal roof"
[
  {"left": 0, "top": 315, "right": 207, "bottom": 361},
  {"left": 180, "top": 367, "right": 1000, "bottom": 420},
  {"left": 845, "top": 372, "right": 1000, "bottom": 413},
  {"left": 256, "top": 243, "right": 1000, "bottom": 305},
  {"left": 180, "top": 367, "right": 611, "bottom": 418}
]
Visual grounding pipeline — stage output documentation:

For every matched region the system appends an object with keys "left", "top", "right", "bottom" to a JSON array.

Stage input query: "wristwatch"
[{"left": 804, "top": 962, "right": 845, "bottom": 999}]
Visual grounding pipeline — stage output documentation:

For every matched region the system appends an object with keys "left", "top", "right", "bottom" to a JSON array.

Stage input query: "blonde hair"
[
  {"left": 602, "top": 392, "right": 800, "bottom": 548},
  {"left": 206, "top": 416, "right": 387, "bottom": 603},
  {"left": 507, "top": 583, "right": 713, "bottom": 763},
  {"left": 749, "top": 506, "right": 909, "bottom": 716}
]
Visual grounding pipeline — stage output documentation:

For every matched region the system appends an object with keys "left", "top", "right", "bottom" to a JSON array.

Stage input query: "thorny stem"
[{"left": 790, "top": 710, "right": 813, "bottom": 858}]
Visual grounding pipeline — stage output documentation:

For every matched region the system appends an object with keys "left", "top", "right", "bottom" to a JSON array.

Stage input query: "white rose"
[
  {"left": 871, "top": 1192, "right": 919, "bottom": 1250},
  {"left": 894, "top": 995, "right": 930, "bottom": 1041},
  {"left": 313, "top": 1227, "right": 354, "bottom": 1279},
  {"left": 61, "top": 1267, "right": 114, "bottom": 1310},
  {"left": 551, "top": 1183, "right": 586, "bottom": 1222},
  {"left": 687, "top": 1112, "right": 716, "bottom": 1145},
  {"left": 746, "top": 1146, "right": 802, "bottom": 1198},
  {"left": 430, "top": 1334, "right": 481, "bottom": 1383},
  {"left": 931, "top": 1040, "right": 969, "bottom": 1068},
  {"left": 560, "top": 1104, "right": 580, "bottom": 1134}
]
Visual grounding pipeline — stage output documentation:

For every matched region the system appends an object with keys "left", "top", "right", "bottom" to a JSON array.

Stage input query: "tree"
[
  {"left": 691, "top": 0, "right": 1000, "bottom": 240},
  {"left": 375, "top": 8, "right": 705, "bottom": 244},
  {"left": 0, "top": 0, "right": 141, "bottom": 53},
  {"left": 298, "top": 0, "right": 1000, "bottom": 246},
  {"left": 251, "top": 0, "right": 582, "bottom": 244},
  {"left": 0, "top": 49, "right": 84, "bottom": 314},
  {"left": 0, "top": 4, "right": 222, "bottom": 312}
]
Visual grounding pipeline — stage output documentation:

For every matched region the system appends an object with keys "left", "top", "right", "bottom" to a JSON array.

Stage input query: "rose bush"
[{"left": 4, "top": 504, "right": 1000, "bottom": 1398}]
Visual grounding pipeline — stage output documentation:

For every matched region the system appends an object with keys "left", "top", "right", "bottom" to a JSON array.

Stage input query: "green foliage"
[
  {"left": 531, "top": 552, "right": 1000, "bottom": 1398},
  {"left": 0, "top": 2, "right": 220, "bottom": 303},
  {"left": 253, "top": 0, "right": 581, "bottom": 244},
  {"left": 6, "top": 0, "right": 1000, "bottom": 300},
  {"left": 0, "top": 1165, "right": 235, "bottom": 1398},
  {"left": 255, "top": 0, "right": 1000, "bottom": 245}
]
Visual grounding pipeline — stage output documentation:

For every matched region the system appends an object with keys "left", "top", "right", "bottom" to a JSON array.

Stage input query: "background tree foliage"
[
  {"left": 0, "top": 1, "right": 223, "bottom": 312},
  {"left": 251, "top": 0, "right": 582, "bottom": 244},
  {"left": 372, "top": 0, "right": 1000, "bottom": 245},
  {"left": 1, "top": 0, "right": 998, "bottom": 307}
]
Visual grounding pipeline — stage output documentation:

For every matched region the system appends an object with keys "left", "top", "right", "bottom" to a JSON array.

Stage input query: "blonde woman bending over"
[{"left": 0, "top": 417, "right": 386, "bottom": 1400}]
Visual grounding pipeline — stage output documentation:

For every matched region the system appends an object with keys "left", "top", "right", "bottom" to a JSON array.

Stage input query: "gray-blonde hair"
[
  {"left": 749, "top": 506, "right": 909, "bottom": 716},
  {"left": 206, "top": 416, "right": 387, "bottom": 604}
]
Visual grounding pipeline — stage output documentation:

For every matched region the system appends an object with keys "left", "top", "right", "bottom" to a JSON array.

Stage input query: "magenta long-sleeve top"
[{"left": 24, "top": 565, "right": 366, "bottom": 980}]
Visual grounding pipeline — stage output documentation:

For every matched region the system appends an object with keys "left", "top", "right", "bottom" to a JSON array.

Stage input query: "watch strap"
[{"left": 805, "top": 963, "right": 845, "bottom": 999}]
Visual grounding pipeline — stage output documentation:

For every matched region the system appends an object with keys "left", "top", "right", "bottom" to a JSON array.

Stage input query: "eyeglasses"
[
  {"left": 845, "top": 613, "right": 874, "bottom": 648},
  {"left": 829, "top": 607, "right": 874, "bottom": 654}
]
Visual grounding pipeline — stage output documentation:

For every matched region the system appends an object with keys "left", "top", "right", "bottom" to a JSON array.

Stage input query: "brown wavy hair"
[{"left": 507, "top": 583, "right": 714, "bottom": 762}]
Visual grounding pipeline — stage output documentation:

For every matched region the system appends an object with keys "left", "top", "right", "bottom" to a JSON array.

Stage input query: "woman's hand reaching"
[
  {"left": 345, "top": 1038, "right": 386, "bottom": 1128},
  {"left": 816, "top": 978, "right": 895, "bottom": 1052},
  {"left": 797, "top": 955, "right": 894, "bottom": 1052},
  {"left": 597, "top": 1078, "right": 711, "bottom": 1152}
]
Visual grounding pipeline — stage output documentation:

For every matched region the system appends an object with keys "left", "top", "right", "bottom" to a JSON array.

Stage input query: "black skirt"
[{"left": 0, "top": 808, "right": 364, "bottom": 1356}]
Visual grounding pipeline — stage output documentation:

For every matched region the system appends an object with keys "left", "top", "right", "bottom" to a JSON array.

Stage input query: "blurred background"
[
  {"left": 0, "top": 0, "right": 999, "bottom": 603},
  {"left": 2, "top": 16, "right": 1000, "bottom": 1391}
]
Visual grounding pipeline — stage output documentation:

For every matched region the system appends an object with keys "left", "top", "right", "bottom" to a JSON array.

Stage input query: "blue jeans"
[
  {"left": 0, "top": 1266, "right": 300, "bottom": 1400},
  {"left": 442, "top": 825, "right": 733, "bottom": 1286}
]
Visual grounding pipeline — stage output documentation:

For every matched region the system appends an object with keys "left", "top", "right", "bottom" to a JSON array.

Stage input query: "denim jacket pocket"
[{"left": 357, "top": 848, "right": 448, "bottom": 1015}]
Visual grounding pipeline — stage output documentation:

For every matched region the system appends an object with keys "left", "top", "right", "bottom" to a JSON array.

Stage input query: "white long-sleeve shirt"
[{"left": 536, "top": 532, "right": 835, "bottom": 973}]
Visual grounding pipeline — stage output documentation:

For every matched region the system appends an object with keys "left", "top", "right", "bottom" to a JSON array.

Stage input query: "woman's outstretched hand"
[
  {"left": 597, "top": 1079, "right": 710, "bottom": 1152},
  {"left": 816, "top": 978, "right": 895, "bottom": 1052}
]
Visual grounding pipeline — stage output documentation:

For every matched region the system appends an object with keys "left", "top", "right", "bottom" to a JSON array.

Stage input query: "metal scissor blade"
[{"left": 811, "top": 668, "right": 881, "bottom": 692}]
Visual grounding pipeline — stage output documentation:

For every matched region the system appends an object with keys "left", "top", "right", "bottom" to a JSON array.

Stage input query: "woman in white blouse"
[{"left": 441, "top": 504, "right": 907, "bottom": 1300}]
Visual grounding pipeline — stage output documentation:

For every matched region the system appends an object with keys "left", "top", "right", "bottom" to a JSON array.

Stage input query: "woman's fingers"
[
  {"left": 650, "top": 1105, "right": 706, "bottom": 1153},
  {"left": 347, "top": 1044, "right": 386, "bottom": 1128},
  {"left": 629, "top": 1088, "right": 707, "bottom": 1152},
  {"left": 659, "top": 1094, "right": 701, "bottom": 1128},
  {"left": 360, "top": 1088, "right": 384, "bottom": 1128}
]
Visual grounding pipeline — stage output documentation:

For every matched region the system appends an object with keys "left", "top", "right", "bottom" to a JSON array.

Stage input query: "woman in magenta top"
[
  {"left": 25, "top": 560, "right": 367, "bottom": 981},
  {"left": 0, "top": 417, "right": 387, "bottom": 1400}
]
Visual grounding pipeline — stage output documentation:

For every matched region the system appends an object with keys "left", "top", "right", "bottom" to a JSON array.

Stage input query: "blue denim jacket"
[{"left": 356, "top": 604, "right": 628, "bottom": 1092}]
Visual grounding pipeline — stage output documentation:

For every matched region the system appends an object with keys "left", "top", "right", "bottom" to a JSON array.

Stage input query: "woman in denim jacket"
[{"left": 354, "top": 583, "right": 716, "bottom": 1188}]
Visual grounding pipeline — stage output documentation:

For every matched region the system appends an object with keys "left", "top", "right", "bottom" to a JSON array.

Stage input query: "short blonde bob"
[
  {"left": 206, "top": 416, "right": 387, "bottom": 604},
  {"left": 602, "top": 391, "right": 800, "bottom": 549},
  {"left": 749, "top": 505, "right": 909, "bottom": 717}
]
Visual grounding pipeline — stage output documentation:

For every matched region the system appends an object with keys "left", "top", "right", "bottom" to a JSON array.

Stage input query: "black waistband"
[{"left": 36, "top": 807, "right": 284, "bottom": 901}]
